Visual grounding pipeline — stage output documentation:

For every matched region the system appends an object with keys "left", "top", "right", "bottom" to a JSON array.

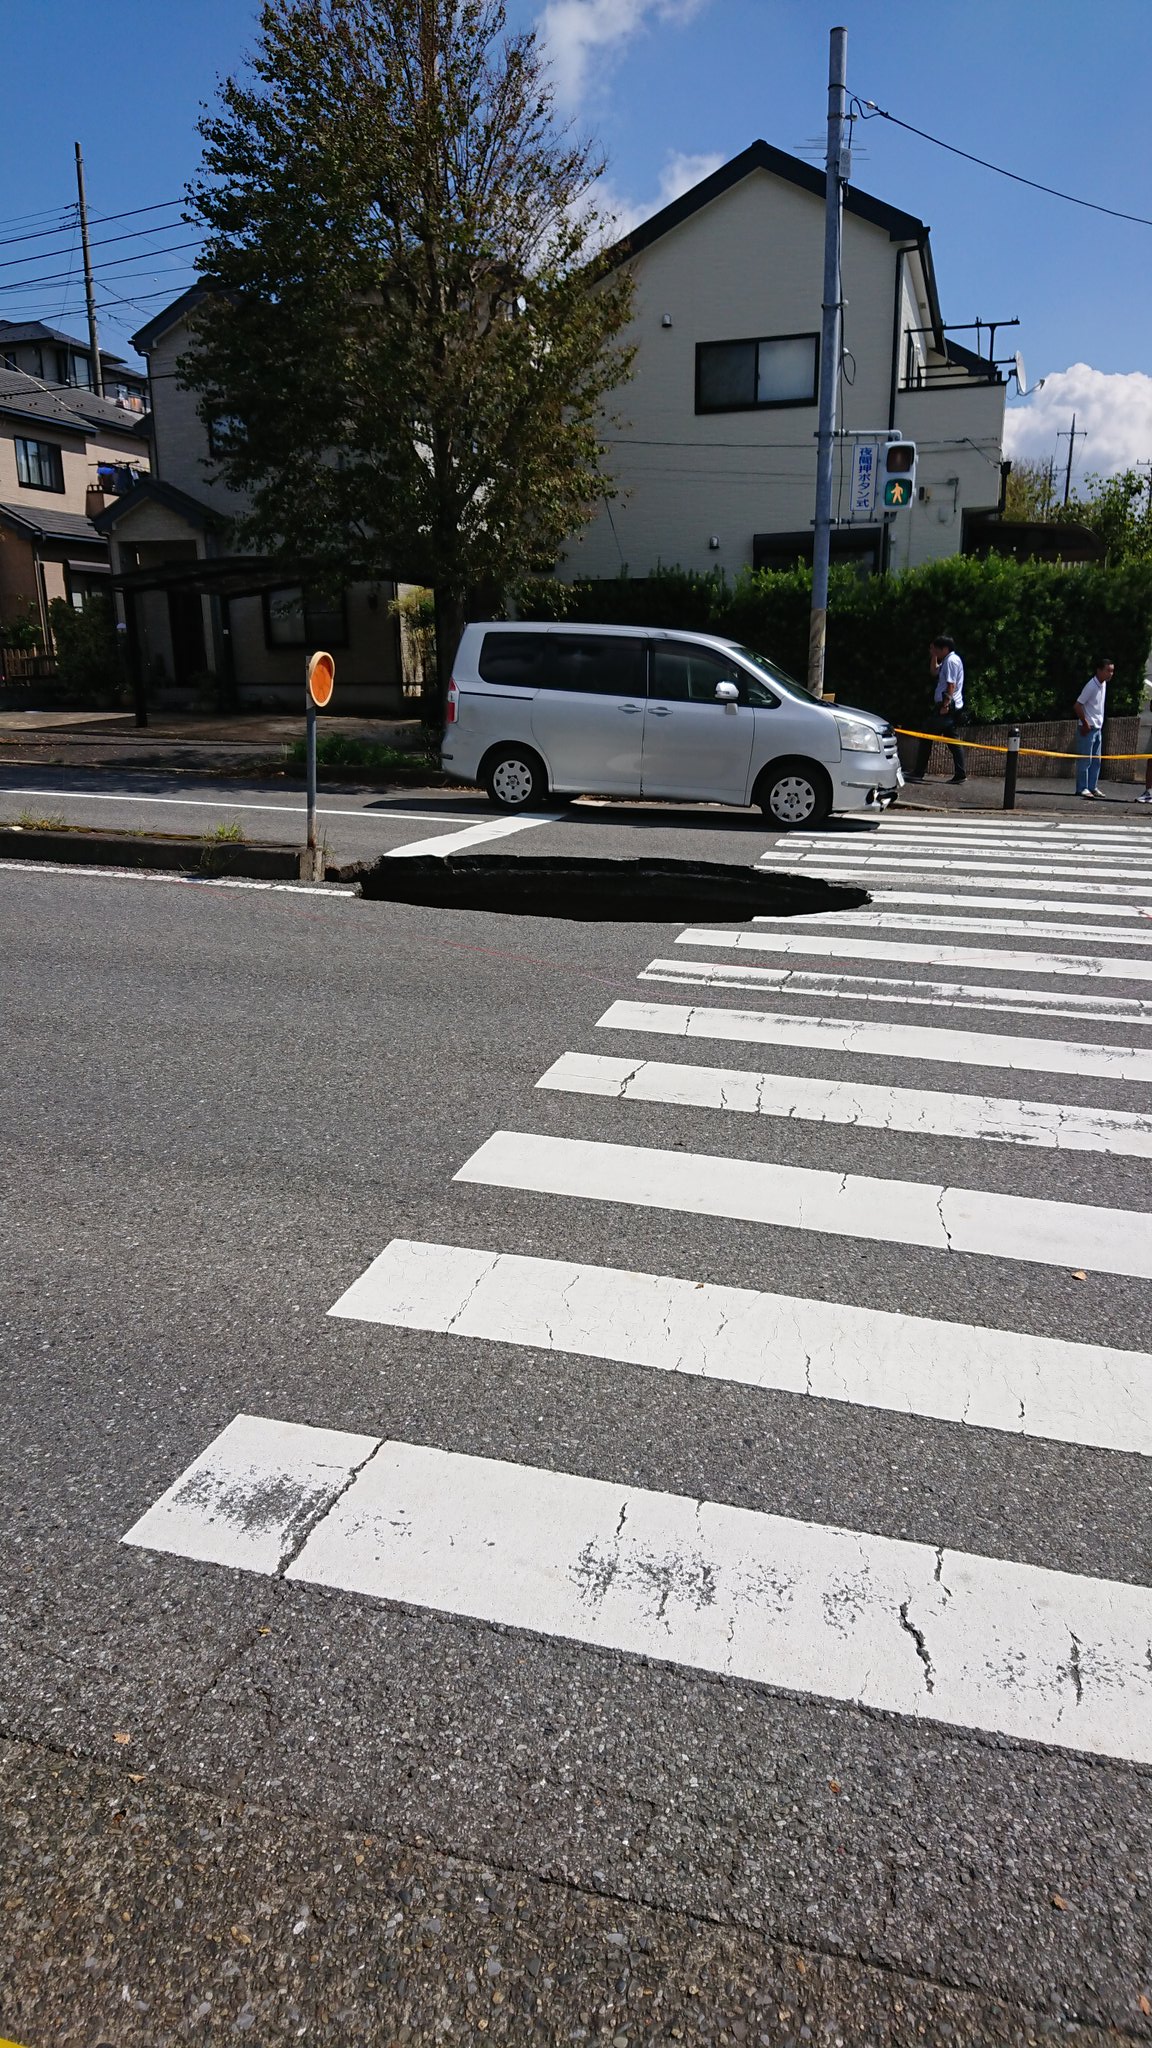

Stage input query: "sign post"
[{"left": 304, "top": 650, "right": 335, "bottom": 879}]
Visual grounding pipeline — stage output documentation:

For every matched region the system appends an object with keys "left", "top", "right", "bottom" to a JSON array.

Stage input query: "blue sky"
[{"left": 4, "top": 0, "right": 1149, "bottom": 480}]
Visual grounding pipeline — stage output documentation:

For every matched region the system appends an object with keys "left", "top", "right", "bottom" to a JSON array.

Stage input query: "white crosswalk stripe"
[
  {"left": 597, "top": 997, "right": 1152, "bottom": 1083},
  {"left": 538, "top": 1049, "right": 1152, "bottom": 1156},
  {"left": 124, "top": 816, "right": 1152, "bottom": 1768}
]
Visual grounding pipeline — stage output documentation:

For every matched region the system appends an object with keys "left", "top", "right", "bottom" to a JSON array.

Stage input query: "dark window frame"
[
  {"left": 15, "top": 436, "right": 65, "bottom": 493},
  {"left": 695, "top": 331, "right": 820, "bottom": 415},
  {"left": 262, "top": 585, "right": 349, "bottom": 651}
]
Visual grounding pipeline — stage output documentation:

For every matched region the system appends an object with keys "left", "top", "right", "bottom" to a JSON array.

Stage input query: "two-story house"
[
  {"left": 0, "top": 319, "right": 148, "bottom": 411},
  {"left": 0, "top": 367, "right": 149, "bottom": 652},
  {"left": 564, "top": 142, "right": 1007, "bottom": 583},
  {"left": 96, "top": 286, "right": 404, "bottom": 710}
]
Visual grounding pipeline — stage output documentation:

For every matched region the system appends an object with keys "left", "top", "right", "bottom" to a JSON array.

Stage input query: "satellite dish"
[{"left": 1014, "top": 350, "right": 1028, "bottom": 396}]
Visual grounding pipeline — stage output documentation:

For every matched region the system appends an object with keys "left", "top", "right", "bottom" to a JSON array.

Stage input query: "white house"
[{"left": 564, "top": 141, "right": 1008, "bottom": 584}]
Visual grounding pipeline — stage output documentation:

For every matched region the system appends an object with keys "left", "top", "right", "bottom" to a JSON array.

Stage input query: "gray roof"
[
  {"left": 0, "top": 501, "right": 106, "bottom": 544},
  {"left": 0, "top": 368, "right": 93, "bottom": 436},
  {"left": 0, "top": 318, "right": 137, "bottom": 373},
  {"left": 62, "top": 387, "right": 151, "bottom": 438}
]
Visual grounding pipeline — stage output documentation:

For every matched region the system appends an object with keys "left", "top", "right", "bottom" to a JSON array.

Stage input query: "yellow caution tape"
[{"left": 895, "top": 727, "right": 1152, "bottom": 761}]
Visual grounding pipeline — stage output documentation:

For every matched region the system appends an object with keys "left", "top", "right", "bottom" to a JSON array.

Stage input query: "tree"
[
  {"left": 1002, "top": 457, "right": 1056, "bottom": 522},
  {"left": 1053, "top": 468, "right": 1152, "bottom": 565},
  {"left": 184, "top": 0, "right": 635, "bottom": 712}
]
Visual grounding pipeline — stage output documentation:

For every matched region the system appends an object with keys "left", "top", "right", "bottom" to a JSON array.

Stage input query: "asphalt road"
[{"left": 2, "top": 805, "right": 1152, "bottom": 2046}]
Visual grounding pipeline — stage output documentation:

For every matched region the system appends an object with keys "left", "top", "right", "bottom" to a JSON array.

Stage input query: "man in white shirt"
[
  {"left": 1074, "top": 658, "right": 1113, "bottom": 798},
  {"left": 905, "top": 635, "right": 966, "bottom": 784}
]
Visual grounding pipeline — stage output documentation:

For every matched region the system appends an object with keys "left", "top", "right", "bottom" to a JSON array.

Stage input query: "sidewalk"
[
  {"left": 896, "top": 771, "right": 1152, "bottom": 816},
  {"left": 0, "top": 710, "right": 429, "bottom": 774}
]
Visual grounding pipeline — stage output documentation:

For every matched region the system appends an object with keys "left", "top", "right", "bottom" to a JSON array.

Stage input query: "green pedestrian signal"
[{"left": 882, "top": 440, "right": 917, "bottom": 510}]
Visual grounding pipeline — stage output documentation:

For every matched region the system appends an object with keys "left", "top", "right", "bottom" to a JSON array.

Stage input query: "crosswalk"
[{"left": 124, "top": 812, "right": 1152, "bottom": 1768}]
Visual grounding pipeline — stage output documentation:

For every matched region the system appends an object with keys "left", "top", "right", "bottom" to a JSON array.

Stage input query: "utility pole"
[
  {"left": 807, "top": 24, "right": 850, "bottom": 699},
  {"left": 1057, "top": 413, "right": 1085, "bottom": 506},
  {"left": 74, "top": 142, "right": 103, "bottom": 397}
]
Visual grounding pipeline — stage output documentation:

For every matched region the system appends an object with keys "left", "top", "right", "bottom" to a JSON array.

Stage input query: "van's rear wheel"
[
  {"left": 483, "top": 745, "right": 548, "bottom": 811},
  {"left": 756, "top": 759, "right": 832, "bottom": 829}
]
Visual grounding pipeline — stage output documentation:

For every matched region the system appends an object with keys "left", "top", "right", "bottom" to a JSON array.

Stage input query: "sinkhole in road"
[{"left": 355, "top": 853, "right": 870, "bottom": 923}]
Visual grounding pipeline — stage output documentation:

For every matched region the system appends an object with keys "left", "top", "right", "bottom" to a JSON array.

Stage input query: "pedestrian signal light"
[{"left": 882, "top": 440, "right": 916, "bottom": 510}]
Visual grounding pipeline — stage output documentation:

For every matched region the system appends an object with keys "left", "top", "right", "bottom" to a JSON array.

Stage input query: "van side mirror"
[{"left": 714, "top": 681, "right": 739, "bottom": 703}]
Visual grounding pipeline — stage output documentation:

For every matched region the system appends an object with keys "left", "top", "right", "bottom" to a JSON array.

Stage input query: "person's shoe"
[
  {"left": 902, "top": 775, "right": 924, "bottom": 784},
  {"left": 1138, "top": 789, "right": 1152, "bottom": 803},
  {"left": 1079, "top": 788, "right": 1098, "bottom": 798},
  {"left": 948, "top": 775, "right": 967, "bottom": 784}
]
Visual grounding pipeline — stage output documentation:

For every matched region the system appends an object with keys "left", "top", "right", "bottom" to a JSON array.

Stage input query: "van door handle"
[
  {"left": 619, "top": 703, "right": 641, "bottom": 713},
  {"left": 648, "top": 705, "right": 671, "bottom": 716}
]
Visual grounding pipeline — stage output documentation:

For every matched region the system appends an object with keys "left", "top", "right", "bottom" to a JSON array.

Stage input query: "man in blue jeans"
[{"left": 1075, "top": 658, "right": 1113, "bottom": 797}]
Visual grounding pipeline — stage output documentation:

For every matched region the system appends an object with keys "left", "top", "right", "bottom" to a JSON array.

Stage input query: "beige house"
[
  {"left": 0, "top": 366, "right": 149, "bottom": 653},
  {"left": 97, "top": 285, "right": 403, "bottom": 711},
  {"left": 564, "top": 142, "right": 1008, "bottom": 584}
]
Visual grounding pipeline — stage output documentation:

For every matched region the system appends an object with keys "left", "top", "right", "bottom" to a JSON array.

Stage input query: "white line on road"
[
  {"left": 330, "top": 1238, "right": 1152, "bottom": 1458},
  {"left": 752, "top": 910, "right": 1152, "bottom": 947},
  {"left": 0, "top": 786, "right": 460, "bottom": 825},
  {"left": 759, "top": 852, "right": 1152, "bottom": 884},
  {"left": 539, "top": 1050, "right": 1152, "bottom": 1156},
  {"left": 455, "top": 1130, "right": 1152, "bottom": 1278},
  {"left": 847, "top": 891, "right": 1152, "bottom": 920},
  {"left": 677, "top": 927, "right": 1152, "bottom": 984},
  {"left": 758, "top": 863, "right": 1152, "bottom": 903},
  {"left": 126, "top": 1415, "right": 1152, "bottom": 1766},
  {"left": 599, "top": 997, "right": 1152, "bottom": 1083},
  {"left": 0, "top": 859, "right": 352, "bottom": 896},
  {"left": 639, "top": 959, "right": 1152, "bottom": 1024},
  {"left": 384, "top": 813, "right": 554, "bottom": 858}
]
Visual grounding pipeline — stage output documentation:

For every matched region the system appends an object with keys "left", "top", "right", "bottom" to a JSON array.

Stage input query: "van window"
[
  {"left": 537, "top": 635, "right": 646, "bottom": 696},
  {"left": 652, "top": 641, "right": 777, "bottom": 708},
  {"left": 478, "top": 632, "right": 546, "bottom": 687}
]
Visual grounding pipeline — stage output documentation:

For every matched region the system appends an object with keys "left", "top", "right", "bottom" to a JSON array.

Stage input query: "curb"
[{"left": 0, "top": 826, "right": 308, "bottom": 880}]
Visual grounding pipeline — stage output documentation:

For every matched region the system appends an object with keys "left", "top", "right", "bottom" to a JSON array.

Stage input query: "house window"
[
  {"left": 263, "top": 586, "right": 348, "bottom": 650},
  {"left": 15, "top": 437, "right": 65, "bottom": 492},
  {"left": 206, "top": 411, "right": 244, "bottom": 458},
  {"left": 696, "top": 332, "right": 819, "bottom": 413}
]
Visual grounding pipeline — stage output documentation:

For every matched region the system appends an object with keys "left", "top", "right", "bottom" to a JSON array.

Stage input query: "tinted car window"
[
  {"left": 651, "top": 642, "right": 775, "bottom": 707},
  {"left": 537, "top": 635, "right": 646, "bottom": 695},
  {"left": 478, "top": 632, "right": 545, "bottom": 687}
]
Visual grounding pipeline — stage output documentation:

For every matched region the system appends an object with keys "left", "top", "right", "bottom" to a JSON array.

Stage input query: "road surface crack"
[{"left": 898, "top": 1600, "right": 935, "bottom": 1694}]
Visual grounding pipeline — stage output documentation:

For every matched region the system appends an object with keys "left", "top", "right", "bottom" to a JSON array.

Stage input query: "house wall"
[
  {"left": 0, "top": 417, "right": 92, "bottom": 516},
  {"left": 564, "top": 168, "right": 1004, "bottom": 585},
  {"left": 145, "top": 320, "right": 247, "bottom": 515}
]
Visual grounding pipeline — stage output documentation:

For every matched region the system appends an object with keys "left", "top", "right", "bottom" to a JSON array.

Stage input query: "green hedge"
[{"left": 519, "top": 558, "right": 1152, "bottom": 725}]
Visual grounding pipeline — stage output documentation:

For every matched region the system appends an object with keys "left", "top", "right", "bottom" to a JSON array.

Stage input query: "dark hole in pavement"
[{"left": 355, "top": 853, "right": 870, "bottom": 922}]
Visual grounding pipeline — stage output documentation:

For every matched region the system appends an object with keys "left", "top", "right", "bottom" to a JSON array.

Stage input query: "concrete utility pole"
[
  {"left": 1058, "top": 413, "right": 1085, "bottom": 506},
  {"left": 808, "top": 25, "right": 850, "bottom": 699},
  {"left": 74, "top": 142, "right": 103, "bottom": 397}
]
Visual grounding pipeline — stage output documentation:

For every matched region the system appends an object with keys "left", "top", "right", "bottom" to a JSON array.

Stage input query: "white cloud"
[
  {"left": 1004, "top": 364, "right": 1152, "bottom": 491},
  {"left": 538, "top": 0, "right": 709, "bottom": 109},
  {"left": 592, "top": 147, "right": 724, "bottom": 242}
]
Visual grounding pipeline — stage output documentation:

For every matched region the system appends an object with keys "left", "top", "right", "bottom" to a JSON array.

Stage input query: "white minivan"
[{"left": 441, "top": 622, "right": 901, "bottom": 827}]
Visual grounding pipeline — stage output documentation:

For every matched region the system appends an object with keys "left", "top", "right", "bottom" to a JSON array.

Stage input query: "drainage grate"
[{"left": 354, "top": 853, "right": 869, "bottom": 923}]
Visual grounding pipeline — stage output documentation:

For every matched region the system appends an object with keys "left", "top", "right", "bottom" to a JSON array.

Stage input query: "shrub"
[
  {"left": 48, "top": 595, "right": 125, "bottom": 706},
  {"left": 518, "top": 558, "right": 1152, "bottom": 724}
]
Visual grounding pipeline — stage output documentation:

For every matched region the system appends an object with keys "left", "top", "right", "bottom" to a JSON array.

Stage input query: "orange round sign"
[{"left": 307, "top": 650, "right": 335, "bottom": 707}]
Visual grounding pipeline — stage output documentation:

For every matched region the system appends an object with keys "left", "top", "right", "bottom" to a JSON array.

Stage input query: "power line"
[
  {"left": 0, "top": 198, "right": 185, "bottom": 257},
  {"left": 0, "top": 219, "right": 200, "bottom": 277},
  {"left": 0, "top": 239, "right": 202, "bottom": 295},
  {"left": 855, "top": 99, "right": 1152, "bottom": 229}
]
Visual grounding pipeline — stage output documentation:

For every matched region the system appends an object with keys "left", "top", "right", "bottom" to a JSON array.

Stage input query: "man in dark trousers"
[{"left": 904, "top": 634, "right": 967, "bottom": 784}]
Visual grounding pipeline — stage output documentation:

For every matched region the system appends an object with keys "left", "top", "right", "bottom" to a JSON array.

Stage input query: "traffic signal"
[{"left": 882, "top": 440, "right": 917, "bottom": 509}]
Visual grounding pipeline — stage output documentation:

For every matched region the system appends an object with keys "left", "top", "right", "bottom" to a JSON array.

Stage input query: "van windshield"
[{"left": 724, "top": 643, "right": 814, "bottom": 705}]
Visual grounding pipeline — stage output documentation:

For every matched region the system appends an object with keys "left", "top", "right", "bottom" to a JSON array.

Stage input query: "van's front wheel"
[
  {"left": 756, "top": 759, "right": 832, "bottom": 830},
  {"left": 483, "top": 745, "right": 548, "bottom": 811}
]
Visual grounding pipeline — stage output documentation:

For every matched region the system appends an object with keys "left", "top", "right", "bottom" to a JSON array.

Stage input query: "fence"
[{"left": 896, "top": 715, "right": 1144, "bottom": 784}]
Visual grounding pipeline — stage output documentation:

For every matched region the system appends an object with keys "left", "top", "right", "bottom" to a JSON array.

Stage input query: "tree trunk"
[{"left": 428, "top": 583, "right": 466, "bottom": 728}]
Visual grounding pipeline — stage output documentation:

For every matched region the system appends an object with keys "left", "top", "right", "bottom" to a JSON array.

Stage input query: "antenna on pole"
[
  {"left": 808, "top": 24, "right": 850, "bottom": 699},
  {"left": 74, "top": 141, "right": 103, "bottom": 398}
]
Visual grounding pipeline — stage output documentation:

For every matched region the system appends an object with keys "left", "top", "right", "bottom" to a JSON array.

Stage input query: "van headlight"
[{"left": 834, "top": 714, "right": 881, "bottom": 754}]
